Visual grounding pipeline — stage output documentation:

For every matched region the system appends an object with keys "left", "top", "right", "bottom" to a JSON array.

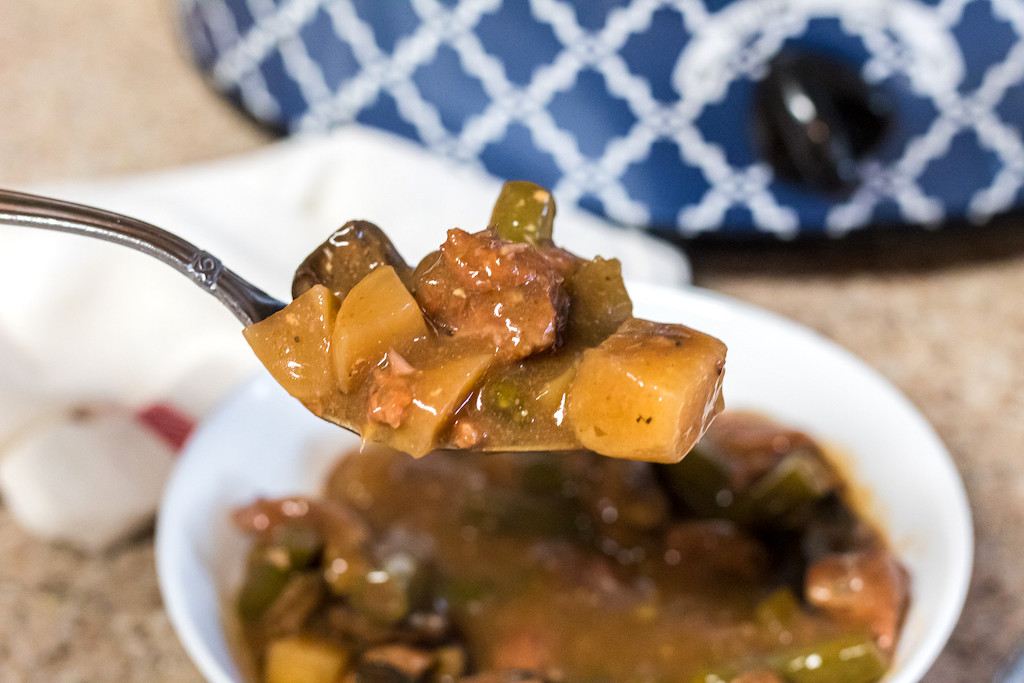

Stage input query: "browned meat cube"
[
  {"left": 702, "top": 411, "right": 820, "bottom": 491},
  {"left": 662, "top": 519, "right": 769, "bottom": 581},
  {"left": 413, "top": 228, "right": 570, "bottom": 360},
  {"left": 367, "top": 352, "right": 416, "bottom": 428},
  {"left": 805, "top": 548, "right": 910, "bottom": 651}
]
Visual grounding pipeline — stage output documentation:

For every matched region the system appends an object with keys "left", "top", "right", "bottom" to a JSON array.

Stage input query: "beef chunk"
[
  {"left": 413, "top": 228, "right": 570, "bottom": 360},
  {"left": 805, "top": 548, "right": 910, "bottom": 651},
  {"left": 367, "top": 351, "right": 416, "bottom": 428},
  {"left": 662, "top": 519, "right": 769, "bottom": 582}
]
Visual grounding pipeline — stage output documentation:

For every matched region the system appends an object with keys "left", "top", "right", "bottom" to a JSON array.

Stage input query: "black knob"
[{"left": 752, "top": 51, "right": 891, "bottom": 195}]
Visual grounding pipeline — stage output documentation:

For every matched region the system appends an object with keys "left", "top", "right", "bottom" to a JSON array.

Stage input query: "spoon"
[
  {"left": 0, "top": 186, "right": 726, "bottom": 460},
  {"left": 0, "top": 188, "right": 285, "bottom": 326}
]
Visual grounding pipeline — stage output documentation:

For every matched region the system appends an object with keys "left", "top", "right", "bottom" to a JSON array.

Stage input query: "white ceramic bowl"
[{"left": 156, "top": 283, "right": 973, "bottom": 682}]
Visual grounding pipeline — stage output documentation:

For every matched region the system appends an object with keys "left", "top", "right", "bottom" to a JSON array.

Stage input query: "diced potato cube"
[
  {"left": 264, "top": 635, "right": 350, "bottom": 683},
  {"left": 243, "top": 285, "right": 338, "bottom": 402},
  {"left": 567, "top": 318, "right": 726, "bottom": 463},
  {"left": 332, "top": 266, "right": 429, "bottom": 392},
  {"left": 363, "top": 342, "right": 495, "bottom": 457}
]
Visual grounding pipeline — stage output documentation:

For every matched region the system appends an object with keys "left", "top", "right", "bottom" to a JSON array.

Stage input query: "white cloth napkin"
[{"left": 0, "top": 126, "right": 690, "bottom": 550}]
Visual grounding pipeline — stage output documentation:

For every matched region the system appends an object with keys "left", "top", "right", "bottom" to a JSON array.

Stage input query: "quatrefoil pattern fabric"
[{"left": 180, "top": 0, "right": 1024, "bottom": 237}]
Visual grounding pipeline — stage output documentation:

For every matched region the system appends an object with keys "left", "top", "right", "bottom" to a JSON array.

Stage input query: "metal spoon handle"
[{"left": 0, "top": 188, "right": 285, "bottom": 326}]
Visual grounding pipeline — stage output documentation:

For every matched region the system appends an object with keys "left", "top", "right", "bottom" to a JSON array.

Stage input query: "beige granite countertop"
[{"left": 1, "top": 2, "right": 1022, "bottom": 681}]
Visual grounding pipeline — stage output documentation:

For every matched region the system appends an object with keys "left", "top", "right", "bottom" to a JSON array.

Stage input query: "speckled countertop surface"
[{"left": 1, "top": 2, "right": 1022, "bottom": 681}]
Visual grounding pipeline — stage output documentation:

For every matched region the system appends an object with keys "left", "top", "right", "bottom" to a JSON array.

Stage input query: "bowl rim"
[{"left": 157, "top": 282, "right": 974, "bottom": 683}]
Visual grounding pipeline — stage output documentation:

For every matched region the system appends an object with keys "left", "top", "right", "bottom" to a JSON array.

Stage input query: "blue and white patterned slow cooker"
[{"left": 179, "top": 0, "right": 1024, "bottom": 238}]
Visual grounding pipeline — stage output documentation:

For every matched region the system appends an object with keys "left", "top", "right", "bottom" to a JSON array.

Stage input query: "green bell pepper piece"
[
  {"left": 489, "top": 180, "right": 556, "bottom": 245},
  {"left": 770, "top": 631, "right": 888, "bottom": 683}
]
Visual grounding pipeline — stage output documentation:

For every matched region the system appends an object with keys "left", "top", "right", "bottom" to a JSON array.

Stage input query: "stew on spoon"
[{"left": 243, "top": 182, "right": 726, "bottom": 460}]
